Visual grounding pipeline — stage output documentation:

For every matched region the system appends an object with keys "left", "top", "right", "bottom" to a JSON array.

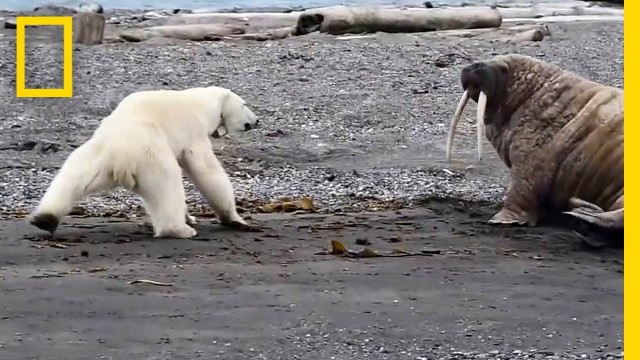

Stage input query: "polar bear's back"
[
  {"left": 110, "top": 88, "right": 206, "bottom": 127},
  {"left": 95, "top": 86, "right": 228, "bottom": 156},
  {"left": 77, "top": 87, "right": 225, "bottom": 187}
]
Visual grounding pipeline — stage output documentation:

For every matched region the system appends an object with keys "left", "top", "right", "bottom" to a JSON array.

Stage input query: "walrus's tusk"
[
  {"left": 446, "top": 90, "right": 469, "bottom": 162},
  {"left": 476, "top": 91, "right": 487, "bottom": 161}
]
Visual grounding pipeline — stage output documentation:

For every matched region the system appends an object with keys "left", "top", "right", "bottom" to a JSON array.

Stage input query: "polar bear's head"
[{"left": 212, "top": 90, "right": 259, "bottom": 138}]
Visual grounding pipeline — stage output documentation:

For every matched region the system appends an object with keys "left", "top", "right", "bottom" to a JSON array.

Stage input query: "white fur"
[{"left": 30, "top": 86, "right": 259, "bottom": 238}]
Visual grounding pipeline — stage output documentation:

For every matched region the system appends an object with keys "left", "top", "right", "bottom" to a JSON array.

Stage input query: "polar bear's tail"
[{"left": 29, "top": 139, "right": 118, "bottom": 234}]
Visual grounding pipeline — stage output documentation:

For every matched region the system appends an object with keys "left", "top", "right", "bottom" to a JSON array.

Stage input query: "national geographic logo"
[{"left": 15, "top": 16, "right": 73, "bottom": 98}]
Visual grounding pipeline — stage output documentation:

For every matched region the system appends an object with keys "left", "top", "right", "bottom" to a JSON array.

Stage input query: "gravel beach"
[
  {"left": 0, "top": 12, "right": 624, "bottom": 360},
  {"left": 0, "top": 19, "right": 624, "bottom": 217}
]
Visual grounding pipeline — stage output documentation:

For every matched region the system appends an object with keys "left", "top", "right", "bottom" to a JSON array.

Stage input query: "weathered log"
[
  {"left": 118, "top": 24, "right": 246, "bottom": 42},
  {"left": 508, "top": 25, "right": 549, "bottom": 43},
  {"left": 155, "top": 12, "right": 299, "bottom": 30},
  {"left": 229, "top": 26, "right": 296, "bottom": 41},
  {"left": 73, "top": 12, "right": 105, "bottom": 45},
  {"left": 498, "top": 5, "right": 623, "bottom": 19},
  {"left": 294, "top": 6, "right": 503, "bottom": 36}
]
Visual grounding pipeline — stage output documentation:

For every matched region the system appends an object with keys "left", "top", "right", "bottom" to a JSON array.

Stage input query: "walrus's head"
[
  {"left": 446, "top": 57, "right": 510, "bottom": 162},
  {"left": 446, "top": 54, "right": 568, "bottom": 163}
]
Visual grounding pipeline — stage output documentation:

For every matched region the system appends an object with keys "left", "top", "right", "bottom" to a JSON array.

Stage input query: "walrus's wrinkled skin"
[{"left": 446, "top": 54, "right": 623, "bottom": 231}]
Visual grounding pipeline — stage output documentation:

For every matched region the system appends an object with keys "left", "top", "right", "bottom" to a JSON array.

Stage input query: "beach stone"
[
  {"left": 142, "top": 10, "right": 173, "bottom": 20},
  {"left": 73, "top": 12, "right": 105, "bottom": 45},
  {"left": 33, "top": 4, "right": 77, "bottom": 16},
  {"left": 77, "top": 3, "right": 104, "bottom": 14},
  {"left": 3, "top": 18, "right": 16, "bottom": 29}
]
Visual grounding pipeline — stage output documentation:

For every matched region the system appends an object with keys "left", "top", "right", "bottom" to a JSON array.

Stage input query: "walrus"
[{"left": 445, "top": 54, "right": 623, "bottom": 233}]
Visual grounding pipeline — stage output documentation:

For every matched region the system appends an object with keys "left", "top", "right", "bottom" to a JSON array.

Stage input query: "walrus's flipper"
[
  {"left": 488, "top": 183, "right": 539, "bottom": 226},
  {"left": 567, "top": 197, "right": 604, "bottom": 213},
  {"left": 564, "top": 207, "right": 623, "bottom": 230},
  {"left": 489, "top": 207, "right": 537, "bottom": 226}
]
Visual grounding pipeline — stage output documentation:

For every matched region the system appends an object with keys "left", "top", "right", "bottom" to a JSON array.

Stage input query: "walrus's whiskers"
[
  {"left": 476, "top": 91, "right": 487, "bottom": 161},
  {"left": 446, "top": 90, "right": 469, "bottom": 162}
]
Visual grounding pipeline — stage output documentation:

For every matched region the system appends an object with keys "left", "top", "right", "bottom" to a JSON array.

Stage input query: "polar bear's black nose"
[{"left": 244, "top": 123, "right": 252, "bottom": 131}]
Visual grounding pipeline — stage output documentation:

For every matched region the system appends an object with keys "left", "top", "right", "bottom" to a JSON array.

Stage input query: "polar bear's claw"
[{"left": 29, "top": 212, "right": 60, "bottom": 234}]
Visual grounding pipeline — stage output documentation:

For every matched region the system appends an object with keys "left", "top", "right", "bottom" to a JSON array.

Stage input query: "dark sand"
[{"left": 0, "top": 200, "right": 623, "bottom": 359}]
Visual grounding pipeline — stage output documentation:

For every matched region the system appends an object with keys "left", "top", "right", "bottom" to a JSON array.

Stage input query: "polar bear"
[{"left": 28, "top": 86, "right": 259, "bottom": 238}]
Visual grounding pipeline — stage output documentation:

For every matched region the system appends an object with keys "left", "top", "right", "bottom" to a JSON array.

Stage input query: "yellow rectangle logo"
[{"left": 15, "top": 16, "right": 73, "bottom": 98}]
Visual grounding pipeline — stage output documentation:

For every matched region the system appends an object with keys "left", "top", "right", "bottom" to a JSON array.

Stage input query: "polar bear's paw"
[
  {"left": 29, "top": 212, "right": 60, "bottom": 234},
  {"left": 155, "top": 225, "right": 197, "bottom": 239}
]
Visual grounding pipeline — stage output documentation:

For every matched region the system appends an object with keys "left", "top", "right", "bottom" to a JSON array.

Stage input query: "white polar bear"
[{"left": 28, "top": 86, "right": 259, "bottom": 238}]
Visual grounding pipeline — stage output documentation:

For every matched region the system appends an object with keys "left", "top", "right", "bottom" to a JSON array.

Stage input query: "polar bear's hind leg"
[{"left": 30, "top": 143, "right": 115, "bottom": 234}]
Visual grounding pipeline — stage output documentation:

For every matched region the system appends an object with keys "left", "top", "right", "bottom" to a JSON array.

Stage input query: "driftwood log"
[
  {"left": 230, "top": 26, "right": 297, "bottom": 41},
  {"left": 154, "top": 12, "right": 299, "bottom": 29},
  {"left": 508, "top": 25, "right": 549, "bottom": 43},
  {"left": 73, "top": 12, "right": 106, "bottom": 45},
  {"left": 498, "top": 5, "right": 622, "bottom": 19},
  {"left": 294, "top": 6, "right": 503, "bottom": 35},
  {"left": 119, "top": 24, "right": 246, "bottom": 42}
]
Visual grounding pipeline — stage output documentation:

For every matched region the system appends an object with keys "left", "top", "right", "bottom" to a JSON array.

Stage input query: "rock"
[
  {"left": 4, "top": 4, "right": 88, "bottom": 30},
  {"left": 4, "top": 18, "right": 15, "bottom": 29},
  {"left": 73, "top": 12, "right": 106, "bottom": 45},
  {"left": 142, "top": 10, "right": 173, "bottom": 19},
  {"left": 77, "top": 3, "right": 104, "bottom": 14},
  {"left": 0, "top": 140, "right": 62, "bottom": 153},
  {"left": 33, "top": 4, "right": 77, "bottom": 16}
]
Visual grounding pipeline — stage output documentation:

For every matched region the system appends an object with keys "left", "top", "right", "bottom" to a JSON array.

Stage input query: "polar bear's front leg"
[
  {"left": 182, "top": 143, "right": 247, "bottom": 226},
  {"left": 134, "top": 155, "right": 197, "bottom": 239}
]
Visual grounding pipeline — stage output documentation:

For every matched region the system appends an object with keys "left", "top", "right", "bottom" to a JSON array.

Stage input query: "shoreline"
[
  {"left": 0, "top": 0, "right": 624, "bottom": 13},
  {"left": 0, "top": 0, "right": 624, "bottom": 18},
  {"left": 0, "top": 2, "right": 624, "bottom": 45}
]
